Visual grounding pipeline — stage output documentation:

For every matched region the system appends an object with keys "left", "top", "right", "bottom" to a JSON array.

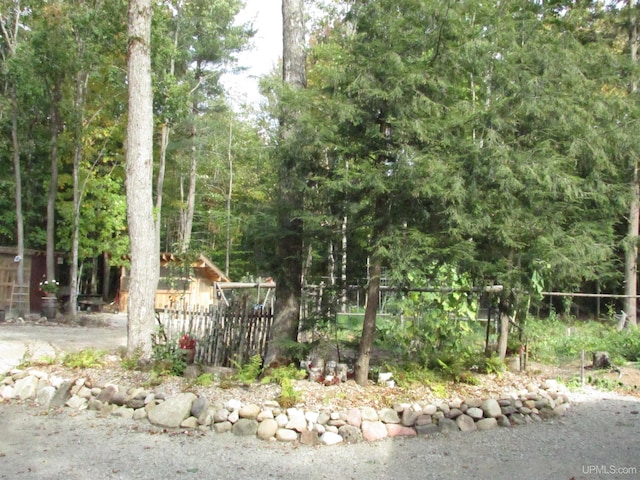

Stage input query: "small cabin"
[{"left": 118, "top": 253, "right": 230, "bottom": 312}]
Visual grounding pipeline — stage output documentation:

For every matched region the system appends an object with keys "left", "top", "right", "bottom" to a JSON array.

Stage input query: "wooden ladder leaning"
[{"left": 9, "top": 282, "right": 29, "bottom": 317}]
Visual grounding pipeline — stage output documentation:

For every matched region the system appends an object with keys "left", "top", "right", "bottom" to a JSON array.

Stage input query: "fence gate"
[{"left": 157, "top": 299, "right": 273, "bottom": 367}]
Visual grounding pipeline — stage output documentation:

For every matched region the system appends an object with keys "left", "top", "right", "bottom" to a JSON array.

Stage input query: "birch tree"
[{"left": 126, "top": 0, "right": 157, "bottom": 358}]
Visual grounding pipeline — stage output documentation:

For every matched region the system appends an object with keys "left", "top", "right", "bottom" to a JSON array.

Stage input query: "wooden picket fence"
[{"left": 156, "top": 300, "right": 273, "bottom": 367}]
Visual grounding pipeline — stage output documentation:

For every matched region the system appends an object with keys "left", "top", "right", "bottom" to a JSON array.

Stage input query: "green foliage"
[
  {"left": 480, "top": 354, "right": 506, "bottom": 377},
  {"left": 233, "top": 354, "right": 263, "bottom": 385},
  {"left": 194, "top": 373, "right": 214, "bottom": 387},
  {"left": 375, "top": 263, "right": 482, "bottom": 367},
  {"left": 277, "top": 377, "right": 302, "bottom": 409},
  {"left": 62, "top": 349, "right": 107, "bottom": 369},
  {"left": 151, "top": 340, "right": 187, "bottom": 377},
  {"left": 121, "top": 348, "right": 143, "bottom": 371},
  {"left": 525, "top": 318, "right": 640, "bottom": 365},
  {"left": 262, "top": 363, "right": 307, "bottom": 385}
]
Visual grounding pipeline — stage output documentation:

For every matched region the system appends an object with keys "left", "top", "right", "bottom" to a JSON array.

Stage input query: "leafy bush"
[
  {"left": 525, "top": 318, "right": 640, "bottom": 365},
  {"left": 194, "top": 373, "right": 214, "bottom": 387},
  {"left": 151, "top": 341, "right": 187, "bottom": 376},
  {"left": 277, "top": 377, "right": 301, "bottom": 408},
  {"left": 262, "top": 363, "right": 307, "bottom": 384},
  {"left": 62, "top": 349, "right": 107, "bottom": 369},
  {"left": 233, "top": 354, "right": 263, "bottom": 385}
]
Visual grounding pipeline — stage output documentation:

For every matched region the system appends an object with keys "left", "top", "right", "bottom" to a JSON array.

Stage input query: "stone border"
[{"left": 0, "top": 368, "right": 571, "bottom": 446}]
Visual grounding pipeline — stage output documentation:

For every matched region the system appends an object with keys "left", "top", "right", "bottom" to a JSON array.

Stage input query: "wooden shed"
[
  {"left": 0, "top": 246, "right": 63, "bottom": 315},
  {"left": 118, "top": 253, "right": 230, "bottom": 312}
]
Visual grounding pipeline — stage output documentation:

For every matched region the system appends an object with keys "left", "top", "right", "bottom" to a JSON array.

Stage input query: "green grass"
[{"left": 524, "top": 318, "right": 640, "bottom": 365}]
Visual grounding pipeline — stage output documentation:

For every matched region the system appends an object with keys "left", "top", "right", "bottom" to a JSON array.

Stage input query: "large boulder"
[{"left": 148, "top": 393, "right": 197, "bottom": 428}]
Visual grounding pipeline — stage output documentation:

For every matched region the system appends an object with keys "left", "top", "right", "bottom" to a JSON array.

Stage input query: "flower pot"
[{"left": 41, "top": 296, "right": 58, "bottom": 321}]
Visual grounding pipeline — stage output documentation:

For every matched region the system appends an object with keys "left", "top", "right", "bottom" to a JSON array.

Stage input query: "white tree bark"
[{"left": 125, "top": 0, "right": 157, "bottom": 358}]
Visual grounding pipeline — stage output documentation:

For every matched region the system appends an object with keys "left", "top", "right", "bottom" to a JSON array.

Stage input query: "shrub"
[
  {"left": 62, "top": 349, "right": 107, "bottom": 369},
  {"left": 234, "top": 354, "right": 263, "bottom": 385}
]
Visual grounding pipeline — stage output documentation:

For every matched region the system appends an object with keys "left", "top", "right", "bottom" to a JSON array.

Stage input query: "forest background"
[{"left": 2, "top": 0, "right": 640, "bottom": 383}]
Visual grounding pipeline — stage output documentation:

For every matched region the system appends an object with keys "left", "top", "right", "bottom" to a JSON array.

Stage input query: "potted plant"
[
  {"left": 39, "top": 279, "right": 60, "bottom": 321},
  {"left": 39, "top": 279, "right": 59, "bottom": 297},
  {"left": 179, "top": 333, "right": 197, "bottom": 364}
]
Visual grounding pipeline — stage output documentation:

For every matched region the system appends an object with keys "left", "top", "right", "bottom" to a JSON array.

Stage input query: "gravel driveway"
[
  {"left": 0, "top": 390, "right": 638, "bottom": 480},
  {"left": 1, "top": 316, "right": 639, "bottom": 479}
]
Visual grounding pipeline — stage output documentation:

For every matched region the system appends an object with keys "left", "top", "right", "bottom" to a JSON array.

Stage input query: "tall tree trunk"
[
  {"left": 179, "top": 120, "right": 197, "bottom": 253},
  {"left": 355, "top": 257, "right": 381, "bottom": 386},
  {"left": 225, "top": 120, "right": 233, "bottom": 276},
  {"left": 126, "top": 0, "right": 157, "bottom": 359},
  {"left": 340, "top": 215, "right": 348, "bottom": 313},
  {"left": 46, "top": 85, "right": 62, "bottom": 284},
  {"left": 70, "top": 71, "right": 89, "bottom": 318},
  {"left": 11, "top": 87, "right": 25, "bottom": 315},
  {"left": 265, "top": 0, "right": 306, "bottom": 367},
  {"left": 626, "top": 0, "right": 639, "bottom": 328},
  {"left": 2, "top": 2, "right": 25, "bottom": 314}
]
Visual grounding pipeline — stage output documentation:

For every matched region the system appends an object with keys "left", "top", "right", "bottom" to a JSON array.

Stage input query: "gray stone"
[
  {"left": 498, "top": 399, "right": 513, "bottom": 407},
  {"left": 338, "top": 425, "right": 363, "bottom": 444},
  {"left": 456, "top": 414, "right": 477, "bottom": 432},
  {"left": 213, "top": 409, "right": 229, "bottom": 423},
  {"left": 466, "top": 407, "right": 484, "bottom": 419},
  {"left": 213, "top": 421, "right": 232, "bottom": 433},
  {"left": 379, "top": 408, "right": 400, "bottom": 424},
  {"left": 239, "top": 403, "right": 261, "bottom": 419},
  {"left": 36, "top": 386, "right": 56, "bottom": 408},
  {"left": 96, "top": 385, "right": 117, "bottom": 403},
  {"left": 275, "top": 413, "right": 289, "bottom": 427},
  {"left": 300, "top": 430, "right": 320, "bottom": 446},
  {"left": 476, "top": 418, "right": 498, "bottom": 431},
  {"left": 133, "top": 408, "right": 148, "bottom": 420},
  {"left": 227, "top": 410, "right": 239, "bottom": 423},
  {"left": 320, "top": 432, "right": 343, "bottom": 446},
  {"left": 110, "top": 391, "right": 128, "bottom": 406},
  {"left": 275, "top": 428, "right": 298, "bottom": 442},
  {"left": 415, "top": 414, "right": 432, "bottom": 426},
  {"left": 180, "top": 416, "right": 199, "bottom": 429},
  {"left": 501, "top": 405, "right": 517, "bottom": 415},
  {"left": 257, "top": 418, "right": 279, "bottom": 440},
  {"left": 437, "top": 418, "right": 459, "bottom": 434},
  {"left": 361, "top": 421, "right": 388, "bottom": 441},
  {"left": 49, "top": 381, "right": 72, "bottom": 408},
  {"left": 402, "top": 408, "right": 420, "bottom": 426},
  {"left": 415, "top": 423, "right": 440, "bottom": 436},
  {"left": 465, "top": 398, "right": 483, "bottom": 408},
  {"left": 191, "top": 396, "right": 209, "bottom": 419},
  {"left": 481, "top": 399, "right": 502, "bottom": 418},
  {"left": 286, "top": 409, "right": 307, "bottom": 432},
  {"left": 225, "top": 399, "right": 242, "bottom": 411},
  {"left": 66, "top": 396, "right": 88, "bottom": 410},
  {"left": 0, "top": 385, "right": 15, "bottom": 400},
  {"left": 87, "top": 398, "right": 103, "bottom": 411},
  {"left": 126, "top": 398, "right": 145, "bottom": 409},
  {"left": 510, "top": 413, "right": 526, "bottom": 425},
  {"left": 147, "top": 392, "right": 197, "bottom": 428},
  {"left": 233, "top": 418, "right": 258, "bottom": 436},
  {"left": 553, "top": 403, "right": 570, "bottom": 417},
  {"left": 497, "top": 415, "right": 511, "bottom": 427},
  {"left": 317, "top": 411, "right": 331, "bottom": 425},
  {"left": 361, "top": 407, "right": 379, "bottom": 422},
  {"left": 76, "top": 386, "right": 92, "bottom": 399},
  {"left": 423, "top": 405, "right": 437, "bottom": 415},
  {"left": 14, "top": 375, "right": 38, "bottom": 400},
  {"left": 446, "top": 408, "right": 463, "bottom": 419},
  {"left": 112, "top": 407, "right": 135, "bottom": 419}
]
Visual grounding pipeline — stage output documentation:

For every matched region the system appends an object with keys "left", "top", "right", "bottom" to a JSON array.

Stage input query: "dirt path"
[{"left": 0, "top": 390, "right": 638, "bottom": 480}]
